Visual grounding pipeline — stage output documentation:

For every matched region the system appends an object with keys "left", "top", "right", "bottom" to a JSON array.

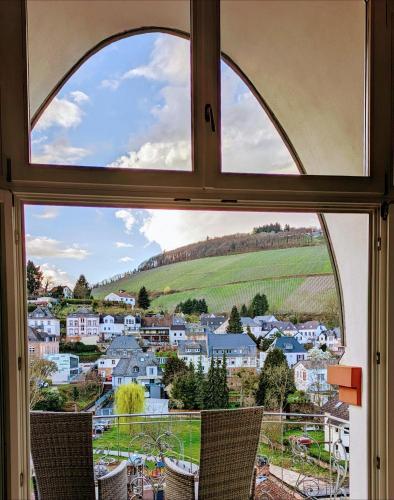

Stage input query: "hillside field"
[{"left": 93, "top": 245, "right": 337, "bottom": 314}]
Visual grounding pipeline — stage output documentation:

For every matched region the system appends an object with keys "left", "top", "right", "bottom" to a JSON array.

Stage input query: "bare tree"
[{"left": 29, "top": 358, "right": 57, "bottom": 409}]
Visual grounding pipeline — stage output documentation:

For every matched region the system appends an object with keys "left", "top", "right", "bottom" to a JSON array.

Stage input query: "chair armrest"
[{"left": 97, "top": 460, "right": 128, "bottom": 500}]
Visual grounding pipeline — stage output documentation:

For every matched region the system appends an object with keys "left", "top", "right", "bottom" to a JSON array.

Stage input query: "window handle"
[{"left": 205, "top": 103, "right": 216, "bottom": 132}]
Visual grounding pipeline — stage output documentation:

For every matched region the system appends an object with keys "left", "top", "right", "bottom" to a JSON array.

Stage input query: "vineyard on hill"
[{"left": 93, "top": 245, "right": 337, "bottom": 315}]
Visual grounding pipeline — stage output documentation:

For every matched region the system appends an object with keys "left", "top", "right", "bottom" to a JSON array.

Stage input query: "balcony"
[{"left": 91, "top": 412, "right": 350, "bottom": 499}]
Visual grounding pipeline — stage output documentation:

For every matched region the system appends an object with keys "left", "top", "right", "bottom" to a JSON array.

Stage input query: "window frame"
[{"left": 0, "top": 1, "right": 391, "bottom": 499}]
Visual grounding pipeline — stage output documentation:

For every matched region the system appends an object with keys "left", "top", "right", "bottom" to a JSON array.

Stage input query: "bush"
[
  {"left": 33, "top": 389, "right": 65, "bottom": 411},
  {"left": 60, "top": 298, "right": 93, "bottom": 306},
  {"left": 60, "top": 341, "right": 99, "bottom": 354}
]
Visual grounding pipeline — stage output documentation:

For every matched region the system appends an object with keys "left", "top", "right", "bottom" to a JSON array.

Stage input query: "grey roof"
[
  {"left": 170, "top": 324, "right": 186, "bottom": 331},
  {"left": 262, "top": 321, "right": 297, "bottom": 332},
  {"left": 240, "top": 317, "right": 260, "bottom": 327},
  {"left": 27, "top": 326, "right": 58, "bottom": 342},
  {"left": 294, "top": 358, "right": 338, "bottom": 370},
  {"left": 208, "top": 333, "right": 256, "bottom": 356},
  {"left": 321, "top": 395, "right": 349, "bottom": 421},
  {"left": 177, "top": 340, "right": 208, "bottom": 356},
  {"left": 106, "top": 335, "right": 141, "bottom": 355},
  {"left": 270, "top": 336, "right": 306, "bottom": 353},
  {"left": 28, "top": 306, "right": 57, "bottom": 319},
  {"left": 295, "top": 321, "right": 321, "bottom": 330},
  {"left": 254, "top": 315, "right": 278, "bottom": 323},
  {"left": 67, "top": 307, "right": 99, "bottom": 318},
  {"left": 200, "top": 315, "right": 226, "bottom": 328},
  {"left": 112, "top": 353, "right": 161, "bottom": 377}
]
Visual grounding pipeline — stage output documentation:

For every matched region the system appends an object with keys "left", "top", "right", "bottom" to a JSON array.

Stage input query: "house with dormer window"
[{"left": 261, "top": 336, "right": 307, "bottom": 368}]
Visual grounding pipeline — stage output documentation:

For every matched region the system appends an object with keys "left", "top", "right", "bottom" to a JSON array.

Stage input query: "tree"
[
  {"left": 138, "top": 286, "right": 151, "bottom": 309},
  {"left": 29, "top": 358, "right": 57, "bottom": 409},
  {"left": 171, "top": 364, "right": 198, "bottom": 409},
  {"left": 26, "top": 260, "right": 43, "bottom": 296},
  {"left": 226, "top": 306, "right": 243, "bottom": 333},
  {"left": 195, "top": 357, "right": 206, "bottom": 410},
  {"left": 204, "top": 358, "right": 220, "bottom": 409},
  {"left": 162, "top": 356, "right": 188, "bottom": 387},
  {"left": 33, "top": 389, "right": 65, "bottom": 411},
  {"left": 235, "top": 368, "right": 259, "bottom": 407},
  {"left": 73, "top": 275, "right": 91, "bottom": 299},
  {"left": 218, "top": 354, "right": 229, "bottom": 409},
  {"left": 115, "top": 383, "right": 145, "bottom": 429},
  {"left": 248, "top": 293, "right": 269, "bottom": 317},
  {"left": 256, "top": 348, "right": 295, "bottom": 411},
  {"left": 240, "top": 304, "right": 248, "bottom": 316}
]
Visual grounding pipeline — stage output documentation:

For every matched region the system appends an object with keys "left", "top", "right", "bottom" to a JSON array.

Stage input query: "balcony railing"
[{"left": 92, "top": 411, "right": 350, "bottom": 499}]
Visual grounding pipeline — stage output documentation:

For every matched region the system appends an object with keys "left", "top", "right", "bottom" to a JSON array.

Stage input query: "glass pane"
[
  {"left": 221, "top": 0, "right": 366, "bottom": 176},
  {"left": 27, "top": 1, "right": 191, "bottom": 170}
]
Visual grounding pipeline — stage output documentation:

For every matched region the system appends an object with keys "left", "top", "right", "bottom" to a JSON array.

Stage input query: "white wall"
[{"left": 324, "top": 213, "right": 369, "bottom": 499}]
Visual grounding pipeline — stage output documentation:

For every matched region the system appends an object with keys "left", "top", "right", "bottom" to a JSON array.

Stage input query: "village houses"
[
  {"left": 99, "top": 313, "right": 139, "bottom": 340},
  {"left": 27, "top": 326, "right": 59, "bottom": 358},
  {"left": 66, "top": 307, "right": 100, "bottom": 342},
  {"left": 28, "top": 306, "right": 61, "bottom": 336},
  {"left": 98, "top": 335, "right": 142, "bottom": 380},
  {"left": 104, "top": 291, "right": 136, "bottom": 307}
]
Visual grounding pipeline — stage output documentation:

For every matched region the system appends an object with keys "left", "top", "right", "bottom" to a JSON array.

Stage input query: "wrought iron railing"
[{"left": 92, "top": 411, "right": 350, "bottom": 499}]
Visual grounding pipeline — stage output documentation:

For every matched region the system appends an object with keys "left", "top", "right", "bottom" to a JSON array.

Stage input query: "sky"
[
  {"left": 26, "top": 32, "right": 310, "bottom": 289},
  {"left": 24, "top": 206, "right": 319, "bottom": 289},
  {"left": 31, "top": 32, "right": 297, "bottom": 174}
]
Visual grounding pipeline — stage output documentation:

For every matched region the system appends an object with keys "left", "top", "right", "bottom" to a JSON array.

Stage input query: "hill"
[{"left": 92, "top": 245, "right": 336, "bottom": 315}]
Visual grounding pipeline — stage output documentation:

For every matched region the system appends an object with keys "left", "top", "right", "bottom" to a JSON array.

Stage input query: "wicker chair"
[
  {"left": 165, "top": 407, "right": 264, "bottom": 500},
  {"left": 30, "top": 411, "right": 128, "bottom": 500}
]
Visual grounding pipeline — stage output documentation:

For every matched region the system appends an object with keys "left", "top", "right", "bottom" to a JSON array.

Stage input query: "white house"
[
  {"left": 49, "top": 285, "right": 73, "bottom": 299},
  {"left": 98, "top": 336, "right": 142, "bottom": 379},
  {"left": 28, "top": 306, "right": 60, "bottom": 336},
  {"left": 169, "top": 324, "right": 187, "bottom": 345},
  {"left": 112, "top": 353, "right": 163, "bottom": 398},
  {"left": 262, "top": 336, "right": 307, "bottom": 368},
  {"left": 295, "top": 321, "right": 327, "bottom": 344},
  {"left": 44, "top": 353, "right": 80, "bottom": 384},
  {"left": 66, "top": 307, "right": 99, "bottom": 341},
  {"left": 208, "top": 334, "right": 258, "bottom": 370},
  {"left": 99, "top": 314, "right": 138, "bottom": 339},
  {"left": 177, "top": 340, "right": 209, "bottom": 372},
  {"left": 317, "top": 328, "right": 343, "bottom": 352},
  {"left": 104, "top": 291, "right": 135, "bottom": 307},
  {"left": 321, "top": 396, "right": 350, "bottom": 461},
  {"left": 260, "top": 321, "right": 298, "bottom": 338},
  {"left": 294, "top": 358, "right": 338, "bottom": 405}
]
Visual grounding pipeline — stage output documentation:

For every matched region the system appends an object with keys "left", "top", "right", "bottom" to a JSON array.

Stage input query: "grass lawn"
[{"left": 93, "top": 418, "right": 201, "bottom": 463}]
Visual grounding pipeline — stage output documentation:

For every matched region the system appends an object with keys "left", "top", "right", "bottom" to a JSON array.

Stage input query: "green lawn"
[{"left": 92, "top": 245, "right": 334, "bottom": 314}]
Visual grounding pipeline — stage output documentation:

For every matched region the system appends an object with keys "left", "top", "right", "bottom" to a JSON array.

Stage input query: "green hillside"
[{"left": 93, "top": 245, "right": 336, "bottom": 314}]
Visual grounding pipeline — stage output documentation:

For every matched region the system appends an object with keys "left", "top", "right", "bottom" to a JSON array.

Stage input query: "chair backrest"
[
  {"left": 30, "top": 411, "right": 95, "bottom": 500},
  {"left": 198, "top": 407, "right": 263, "bottom": 500}
]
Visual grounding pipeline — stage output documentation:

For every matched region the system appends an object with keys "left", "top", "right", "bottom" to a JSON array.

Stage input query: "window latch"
[{"left": 204, "top": 103, "right": 216, "bottom": 132}]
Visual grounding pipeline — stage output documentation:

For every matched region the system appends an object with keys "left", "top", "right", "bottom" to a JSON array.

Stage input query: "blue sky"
[
  {"left": 31, "top": 32, "right": 296, "bottom": 173},
  {"left": 26, "top": 32, "right": 309, "bottom": 289},
  {"left": 24, "top": 205, "right": 319, "bottom": 289}
]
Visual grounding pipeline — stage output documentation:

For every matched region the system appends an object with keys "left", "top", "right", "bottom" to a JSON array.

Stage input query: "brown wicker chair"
[
  {"left": 30, "top": 411, "right": 127, "bottom": 500},
  {"left": 165, "top": 407, "right": 264, "bottom": 500}
]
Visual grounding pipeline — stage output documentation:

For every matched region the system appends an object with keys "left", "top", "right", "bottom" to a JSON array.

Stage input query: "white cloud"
[
  {"left": 115, "top": 242, "right": 134, "bottom": 248},
  {"left": 115, "top": 210, "right": 136, "bottom": 234},
  {"left": 31, "top": 139, "right": 90, "bottom": 164},
  {"left": 31, "top": 135, "right": 48, "bottom": 145},
  {"left": 33, "top": 207, "right": 59, "bottom": 220},
  {"left": 70, "top": 90, "right": 90, "bottom": 103},
  {"left": 140, "top": 210, "right": 319, "bottom": 251},
  {"left": 26, "top": 235, "right": 90, "bottom": 260},
  {"left": 123, "top": 36, "right": 189, "bottom": 85},
  {"left": 35, "top": 96, "right": 84, "bottom": 130},
  {"left": 118, "top": 256, "right": 134, "bottom": 263},
  {"left": 100, "top": 79, "right": 120, "bottom": 91},
  {"left": 40, "top": 263, "right": 75, "bottom": 288}
]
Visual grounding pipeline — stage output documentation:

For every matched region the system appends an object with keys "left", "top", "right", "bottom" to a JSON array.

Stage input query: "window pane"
[
  {"left": 221, "top": 0, "right": 366, "bottom": 176},
  {"left": 28, "top": 1, "right": 191, "bottom": 171}
]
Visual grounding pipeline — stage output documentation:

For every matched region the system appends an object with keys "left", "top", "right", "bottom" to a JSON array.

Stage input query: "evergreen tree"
[
  {"left": 218, "top": 354, "right": 229, "bottom": 408},
  {"left": 26, "top": 260, "right": 43, "bottom": 296},
  {"left": 249, "top": 293, "right": 269, "bottom": 317},
  {"left": 226, "top": 306, "right": 243, "bottom": 333},
  {"left": 137, "top": 286, "right": 151, "bottom": 309},
  {"left": 172, "top": 363, "right": 198, "bottom": 409},
  {"left": 73, "top": 275, "right": 91, "bottom": 299},
  {"left": 204, "top": 357, "right": 219, "bottom": 409},
  {"left": 195, "top": 357, "right": 206, "bottom": 410},
  {"left": 246, "top": 325, "right": 257, "bottom": 345},
  {"left": 240, "top": 304, "right": 248, "bottom": 316}
]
